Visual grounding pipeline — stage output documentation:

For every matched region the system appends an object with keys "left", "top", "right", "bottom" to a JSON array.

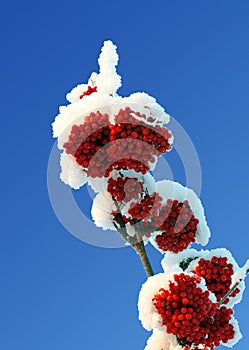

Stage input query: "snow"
[
  {"left": 95, "top": 40, "right": 121, "bottom": 95},
  {"left": 122, "top": 92, "right": 171, "bottom": 125},
  {"left": 59, "top": 152, "right": 87, "bottom": 189},
  {"left": 52, "top": 94, "right": 114, "bottom": 144},
  {"left": 91, "top": 192, "right": 116, "bottom": 231},
  {"left": 161, "top": 248, "right": 200, "bottom": 273},
  {"left": 144, "top": 328, "right": 183, "bottom": 350},
  {"left": 66, "top": 72, "right": 98, "bottom": 103},
  {"left": 224, "top": 317, "right": 242, "bottom": 347}
]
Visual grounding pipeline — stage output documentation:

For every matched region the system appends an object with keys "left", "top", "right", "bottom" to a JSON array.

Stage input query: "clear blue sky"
[{"left": 1, "top": 1, "right": 249, "bottom": 349}]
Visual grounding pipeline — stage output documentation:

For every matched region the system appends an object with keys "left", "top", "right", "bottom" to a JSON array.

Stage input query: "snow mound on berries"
[
  {"left": 66, "top": 72, "right": 98, "bottom": 103},
  {"left": 123, "top": 92, "right": 170, "bottom": 125},
  {"left": 144, "top": 328, "right": 182, "bottom": 350},
  {"left": 161, "top": 248, "right": 200, "bottom": 273},
  {"left": 138, "top": 273, "right": 169, "bottom": 330},
  {"left": 60, "top": 152, "right": 87, "bottom": 189},
  {"left": 91, "top": 192, "right": 116, "bottom": 230},
  {"left": 95, "top": 40, "right": 122, "bottom": 95},
  {"left": 52, "top": 94, "right": 115, "bottom": 143},
  {"left": 154, "top": 180, "right": 211, "bottom": 246}
]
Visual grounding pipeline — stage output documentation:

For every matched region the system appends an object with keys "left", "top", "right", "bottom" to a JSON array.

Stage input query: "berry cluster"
[
  {"left": 64, "top": 108, "right": 172, "bottom": 178},
  {"left": 122, "top": 196, "right": 198, "bottom": 252},
  {"left": 107, "top": 176, "right": 143, "bottom": 202},
  {"left": 64, "top": 111, "right": 110, "bottom": 172},
  {"left": 79, "top": 85, "right": 97, "bottom": 99},
  {"left": 192, "top": 256, "right": 240, "bottom": 304},
  {"left": 153, "top": 273, "right": 235, "bottom": 350},
  {"left": 111, "top": 195, "right": 199, "bottom": 251},
  {"left": 114, "top": 107, "right": 172, "bottom": 154},
  {"left": 111, "top": 193, "right": 161, "bottom": 233},
  {"left": 153, "top": 200, "right": 198, "bottom": 253},
  {"left": 128, "top": 193, "right": 162, "bottom": 221}
]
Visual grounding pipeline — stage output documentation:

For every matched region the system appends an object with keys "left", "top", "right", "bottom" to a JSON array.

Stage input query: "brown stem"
[
  {"left": 112, "top": 200, "right": 154, "bottom": 277},
  {"left": 132, "top": 240, "right": 154, "bottom": 277}
]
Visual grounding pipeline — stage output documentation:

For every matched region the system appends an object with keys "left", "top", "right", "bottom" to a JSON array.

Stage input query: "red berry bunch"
[
  {"left": 153, "top": 273, "right": 235, "bottom": 350},
  {"left": 111, "top": 193, "right": 159, "bottom": 230},
  {"left": 192, "top": 256, "right": 240, "bottom": 304},
  {"left": 107, "top": 176, "right": 143, "bottom": 202},
  {"left": 79, "top": 85, "right": 97, "bottom": 99},
  {"left": 64, "top": 108, "right": 172, "bottom": 178},
  {"left": 128, "top": 193, "right": 163, "bottom": 221},
  {"left": 114, "top": 107, "right": 172, "bottom": 154},
  {"left": 153, "top": 199, "right": 199, "bottom": 253},
  {"left": 112, "top": 196, "right": 199, "bottom": 248},
  {"left": 64, "top": 111, "right": 110, "bottom": 172},
  {"left": 130, "top": 198, "right": 198, "bottom": 253}
]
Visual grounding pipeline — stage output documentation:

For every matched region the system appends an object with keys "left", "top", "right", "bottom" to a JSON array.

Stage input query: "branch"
[
  {"left": 132, "top": 240, "right": 154, "bottom": 277},
  {"left": 112, "top": 200, "right": 154, "bottom": 277}
]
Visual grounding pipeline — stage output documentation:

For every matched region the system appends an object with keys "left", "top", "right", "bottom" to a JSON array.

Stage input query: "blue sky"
[{"left": 1, "top": 1, "right": 249, "bottom": 349}]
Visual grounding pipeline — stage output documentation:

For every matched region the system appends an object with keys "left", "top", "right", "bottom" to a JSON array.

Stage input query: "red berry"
[
  {"left": 153, "top": 273, "right": 235, "bottom": 349},
  {"left": 192, "top": 256, "right": 240, "bottom": 303}
]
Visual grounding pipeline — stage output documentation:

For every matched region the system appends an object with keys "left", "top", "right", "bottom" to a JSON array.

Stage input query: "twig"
[
  {"left": 112, "top": 200, "right": 154, "bottom": 277},
  {"left": 219, "top": 266, "right": 249, "bottom": 305},
  {"left": 132, "top": 240, "right": 154, "bottom": 277}
]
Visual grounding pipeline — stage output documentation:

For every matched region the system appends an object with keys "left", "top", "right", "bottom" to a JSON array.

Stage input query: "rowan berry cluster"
[
  {"left": 107, "top": 176, "right": 143, "bottom": 202},
  {"left": 111, "top": 192, "right": 199, "bottom": 253},
  {"left": 111, "top": 192, "right": 160, "bottom": 232},
  {"left": 152, "top": 199, "right": 198, "bottom": 253},
  {"left": 192, "top": 256, "right": 240, "bottom": 304},
  {"left": 152, "top": 273, "right": 235, "bottom": 350},
  {"left": 64, "top": 108, "right": 172, "bottom": 178},
  {"left": 114, "top": 107, "right": 172, "bottom": 155}
]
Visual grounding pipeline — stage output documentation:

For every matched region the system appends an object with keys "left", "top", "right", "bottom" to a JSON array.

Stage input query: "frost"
[
  {"left": 91, "top": 192, "right": 116, "bottom": 231},
  {"left": 59, "top": 152, "right": 86, "bottom": 189},
  {"left": 144, "top": 328, "right": 183, "bottom": 350},
  {"left": 224, "top": 317, "right": 242, "bottom": 347},
  {"left": 95, "top": 40, "right": 122, "bottom": 95}
]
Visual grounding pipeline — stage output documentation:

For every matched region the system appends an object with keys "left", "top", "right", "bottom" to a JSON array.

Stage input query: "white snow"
[
  {"left": 144, "top": 328, "right": 183, "bottom": 350},
  {"left": 59, "top": 152, "right": 87, "bottom": 189},
  {"left": 95, "top": 40, "right": 122, "bottom": 95},
  {"left": 91, "top": 192, "right": 116, "bottom": 231},
  {"left": 223, "top": 316, "right": 242, "bottom": 347}
]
